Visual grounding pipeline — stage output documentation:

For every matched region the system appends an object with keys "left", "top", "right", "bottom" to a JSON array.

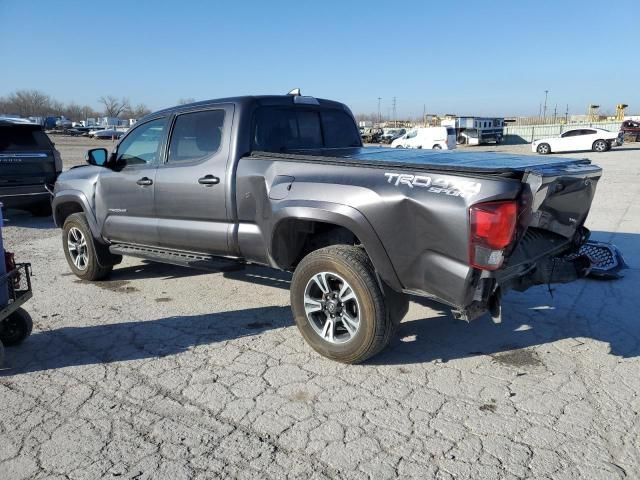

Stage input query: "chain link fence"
[{"left": 503, "top": 121, "right": 622, "bottom": 144}]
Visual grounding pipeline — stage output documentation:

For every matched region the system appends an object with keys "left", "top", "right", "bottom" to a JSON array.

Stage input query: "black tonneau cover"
[{"left": 250, "top": 147, "right": 594, "bottom": 175}]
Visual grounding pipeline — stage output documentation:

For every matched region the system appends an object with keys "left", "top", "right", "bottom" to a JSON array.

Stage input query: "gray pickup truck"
[{"left": 52, "top": 93, "right": 601, "bottom": 363}]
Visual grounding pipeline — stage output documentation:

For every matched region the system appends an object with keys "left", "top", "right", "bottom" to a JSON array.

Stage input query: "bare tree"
[
  {"left": 62, "top": 102, "right": 85, "bottom": 121},
  {"left": 122, "top": 103, "right": 151, "bottom": 119},
  {"left": 98, "top": 95, "right": 130, "bottom": 118},
  {"left": 178, "top": 97, "right": 196, "bottom": 105},
  {"left": 1, "top": 89, "right": 53, "bottom": 117}
]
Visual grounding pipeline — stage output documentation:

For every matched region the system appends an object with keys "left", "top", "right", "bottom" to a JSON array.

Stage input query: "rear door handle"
[
  {"left": 136, "top": 177, "right": 153, "bottom": 186},
  {"left": 198, "top": 175, "right": 220, "bottom": 186}
]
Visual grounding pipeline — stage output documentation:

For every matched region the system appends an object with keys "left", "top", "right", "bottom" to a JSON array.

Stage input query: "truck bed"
[{"left": 251, "top": 147, "right": 593, "bottom": 176}]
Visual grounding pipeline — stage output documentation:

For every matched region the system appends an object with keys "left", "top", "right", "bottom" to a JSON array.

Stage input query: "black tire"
[
  {"left": 395, "top": 145, "right": 404, "bottom": 149},
  {"left": 537, "top": 143, "right": 551, "bottom": 155},
  {"left": 592, "top": 139, "right": 607, "bottom": 152},
  {"left": 432, "top": 144, "right": 442, "bottom": 150},
  {"left": 0, "top": 341, "right": 4, "bottom": 367},
  {"left": 0, "top": 307, "right": 33, "bottom": 346},
  {"left": 291, "top": 245, "right": 403, "bottom": 363},
  {"left": 62, "top": 213, "right": 113, "bottom": 280},
  {"left": 458, "top": 135, "right": 467, "bottom": 145},
  {"left": 28, "top": 201, "right": 52, "bottom": 217}
]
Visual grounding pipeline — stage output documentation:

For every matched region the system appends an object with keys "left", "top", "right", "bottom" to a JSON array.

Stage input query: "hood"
[{"left": 54, "top": 165, "right": 103, "bottom": 193}]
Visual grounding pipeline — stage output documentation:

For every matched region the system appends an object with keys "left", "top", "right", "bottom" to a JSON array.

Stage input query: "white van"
[{"left": 390, "top": 127, "right": 457, "bottom": 150}]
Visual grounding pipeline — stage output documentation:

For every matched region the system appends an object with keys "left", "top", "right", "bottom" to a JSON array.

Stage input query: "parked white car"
[
  {"left": 390, "top": 127, "right": 457, "bottom": 150},
  {"left": 532, "top": 128, "right": 622, "bottom": 154}
]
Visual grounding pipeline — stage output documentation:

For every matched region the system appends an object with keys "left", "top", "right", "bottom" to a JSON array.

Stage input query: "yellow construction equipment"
[
  {"left": 587, "top": 104, "right": 600, "bottom": 122},
  {"left": 615, "top": 104, "right": 628, "bottom": 121}
]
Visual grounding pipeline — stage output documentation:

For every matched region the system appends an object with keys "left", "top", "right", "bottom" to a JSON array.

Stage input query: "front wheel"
[
  {"left": 291, "top": 246, "right": 400, "bottom": 363},
  {"left": 62, "top": 213, "right": 113, "bottom": 281},
  {"left": 0, "top": 307, "right": 33, "bottom": 346},
  {"left": 592, "top": 139, "right": 607, "bottom": 152}
]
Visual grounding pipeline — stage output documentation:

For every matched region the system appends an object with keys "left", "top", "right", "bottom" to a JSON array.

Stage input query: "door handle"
[
  {"left": 136, "top": 177, "right": 153, "bottom": 186},
  {"left": 198, "top": 175, "right": 220, "bottom": 186}
]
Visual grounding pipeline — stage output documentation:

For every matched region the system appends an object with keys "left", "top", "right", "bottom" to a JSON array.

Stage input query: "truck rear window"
[
  {"left": 0, "top": 125, "right": 52, "bottom": 152},
  {"left": 253, "top": 107, "right": 361, "bottom": 152}
]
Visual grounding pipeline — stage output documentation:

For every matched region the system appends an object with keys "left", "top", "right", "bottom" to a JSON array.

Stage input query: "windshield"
[
  {"left": 252, "top": 107, "right": 362, "bottom": 152},
  {"left": 0, "top": 125, "right": 52, "bottom": 152}
]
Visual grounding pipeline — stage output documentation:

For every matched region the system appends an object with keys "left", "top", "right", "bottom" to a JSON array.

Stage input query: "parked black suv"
[{"left": 0, "top": 119, "right": 61, "bottom": 216}]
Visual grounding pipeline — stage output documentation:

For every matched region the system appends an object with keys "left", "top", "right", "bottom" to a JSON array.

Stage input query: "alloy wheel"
[
  {"left": 67, "top": 227, "right": 89, "bottom": 271},
  {"left": 303, "top": 271, "right": 361, "bottom": 344}
]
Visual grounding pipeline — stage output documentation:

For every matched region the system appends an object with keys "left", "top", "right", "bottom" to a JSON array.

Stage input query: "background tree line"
[{"left": 0, "top": 89, "right": 152, "bottom": 121}]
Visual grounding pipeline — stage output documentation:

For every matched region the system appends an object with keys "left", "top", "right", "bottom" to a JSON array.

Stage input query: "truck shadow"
[
  {"left": 1, "top": 232, "right": 636, "bottom": 373},
  {"left": 0, "top": 306, "right": 292, "bottom": 376},
  {"left": 1, "top": 209, "right": 56, "bottom": 230}
]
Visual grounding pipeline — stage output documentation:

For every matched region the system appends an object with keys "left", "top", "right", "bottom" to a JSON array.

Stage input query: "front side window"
[
  {"left": 405, "top": 130, "right": 418, "bottom": 139},
  {"left": 168, "top": 110, "right": 225, "bottom": 163},
  {"left": 562, "top": 130, "right": 579, "bottom": 138},
  {"left": 116, "top": 118, "right": 167, "bottom": 166}
]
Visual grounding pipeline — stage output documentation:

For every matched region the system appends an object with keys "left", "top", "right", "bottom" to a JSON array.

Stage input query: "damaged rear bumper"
[{"left": 453, "top": 228, "right": 593, "bottom": 322}]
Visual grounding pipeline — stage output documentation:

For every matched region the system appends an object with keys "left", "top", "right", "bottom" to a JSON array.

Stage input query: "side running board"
[{"left": 109, "top": 244, "right": 244, "bottom": 272}]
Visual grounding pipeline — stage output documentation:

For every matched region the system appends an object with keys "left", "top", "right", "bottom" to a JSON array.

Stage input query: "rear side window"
[
  {"left": 0, "top": 126, "right": 52, "bottom": 151},
  {"left": 320, "top": 110, "right": 361, "bottom": 148},
  {"left": 168, "top": 110, "right": 225, "bottom": 163},
  {"left": 253, "top": 107, "right": 361, "bottom": 152}
]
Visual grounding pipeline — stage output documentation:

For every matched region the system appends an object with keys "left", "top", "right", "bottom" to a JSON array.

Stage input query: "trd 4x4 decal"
[{"left": 384, "top": 172, "right": 481, "bottom": 198}]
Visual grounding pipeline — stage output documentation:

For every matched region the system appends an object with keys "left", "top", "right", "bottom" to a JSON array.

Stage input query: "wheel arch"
[
  {"left": 52, "top": 190, "right": 102, "bottom": 241},
  {"left": 268, "top": 202, "right": 403, "bottom": 291}
]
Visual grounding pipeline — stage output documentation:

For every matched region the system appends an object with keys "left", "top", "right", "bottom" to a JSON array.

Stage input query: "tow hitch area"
[{"left": 570, "top": 241, "right": 628, "bottom": 279}]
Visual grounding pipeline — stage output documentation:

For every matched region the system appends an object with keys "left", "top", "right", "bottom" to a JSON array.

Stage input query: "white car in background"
[
  {"left": 390, "top": 127, "right": 457, "bottom": 150},
  {"left": 532, "top": 128, "right": 622, "bottom": 154}
]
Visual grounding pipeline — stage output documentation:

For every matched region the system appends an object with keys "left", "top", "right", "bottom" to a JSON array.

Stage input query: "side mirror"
[{"left": 86, "top": 148, "right": 108, "bottom": 166}]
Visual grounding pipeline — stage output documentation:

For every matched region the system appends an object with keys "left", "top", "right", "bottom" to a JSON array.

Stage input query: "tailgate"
[
  {"left": 521, "top": 162, "right": 601, "bottom": 239},
  {"left": 503, "top": 162, "right": 601, "bottom": 269},
  {"left": 0, "top": 152, "right": 57, "bottom": 187}
]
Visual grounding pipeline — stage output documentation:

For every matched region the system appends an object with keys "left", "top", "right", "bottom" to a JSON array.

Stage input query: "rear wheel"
[
  {"left": 537, "top": 143, "right": 551, "bottom": 154},
  {"left": 432, "top": 144, "right": 442, "bottom": 150},
  {"left": 592, "top": 139, "right": 607, "bottom": 152},
  {"left": 0, "top": 308, "right": 33, "bottom": 346},
  {"left": 62, "top": 213, "right": 113, "bottom": 280},
  {"left": 291, "top": 245, "right": 404, "bottom": 363}
]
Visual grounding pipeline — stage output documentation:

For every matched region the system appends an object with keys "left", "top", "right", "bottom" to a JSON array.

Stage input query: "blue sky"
[{"left": 1, "top": 0, "right": 638, "bottom": 117}]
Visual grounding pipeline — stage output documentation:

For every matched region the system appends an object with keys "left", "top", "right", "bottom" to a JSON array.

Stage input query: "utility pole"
[
  {"left": 565, "top": 104, "right": 569, "bottom": 124},
  {"left": 377, "top": 97, "right": 381, "bottom": 125},
  {"left": 543, "top": 90, "right": 549, "bottom": 122},
  {"left": 392, "top": 96, "right": 397, "bottom": 127},
  {"left": 553, "top": 104, "right": 557, "bottom": 123}
]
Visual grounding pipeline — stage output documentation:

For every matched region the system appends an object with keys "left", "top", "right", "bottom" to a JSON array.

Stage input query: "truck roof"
[{"left": 145, "top": 95, "right": 348, "bottom": 121}]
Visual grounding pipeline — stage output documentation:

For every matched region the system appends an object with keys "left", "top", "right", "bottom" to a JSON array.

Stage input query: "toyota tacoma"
[{"left": 52, "top": 93, "right": 601, "bottom": 363}]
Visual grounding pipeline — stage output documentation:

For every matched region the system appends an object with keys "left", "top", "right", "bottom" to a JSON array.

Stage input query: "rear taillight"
[{"left": 469, "top": 201, "right": 517, "bottom": 270}]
